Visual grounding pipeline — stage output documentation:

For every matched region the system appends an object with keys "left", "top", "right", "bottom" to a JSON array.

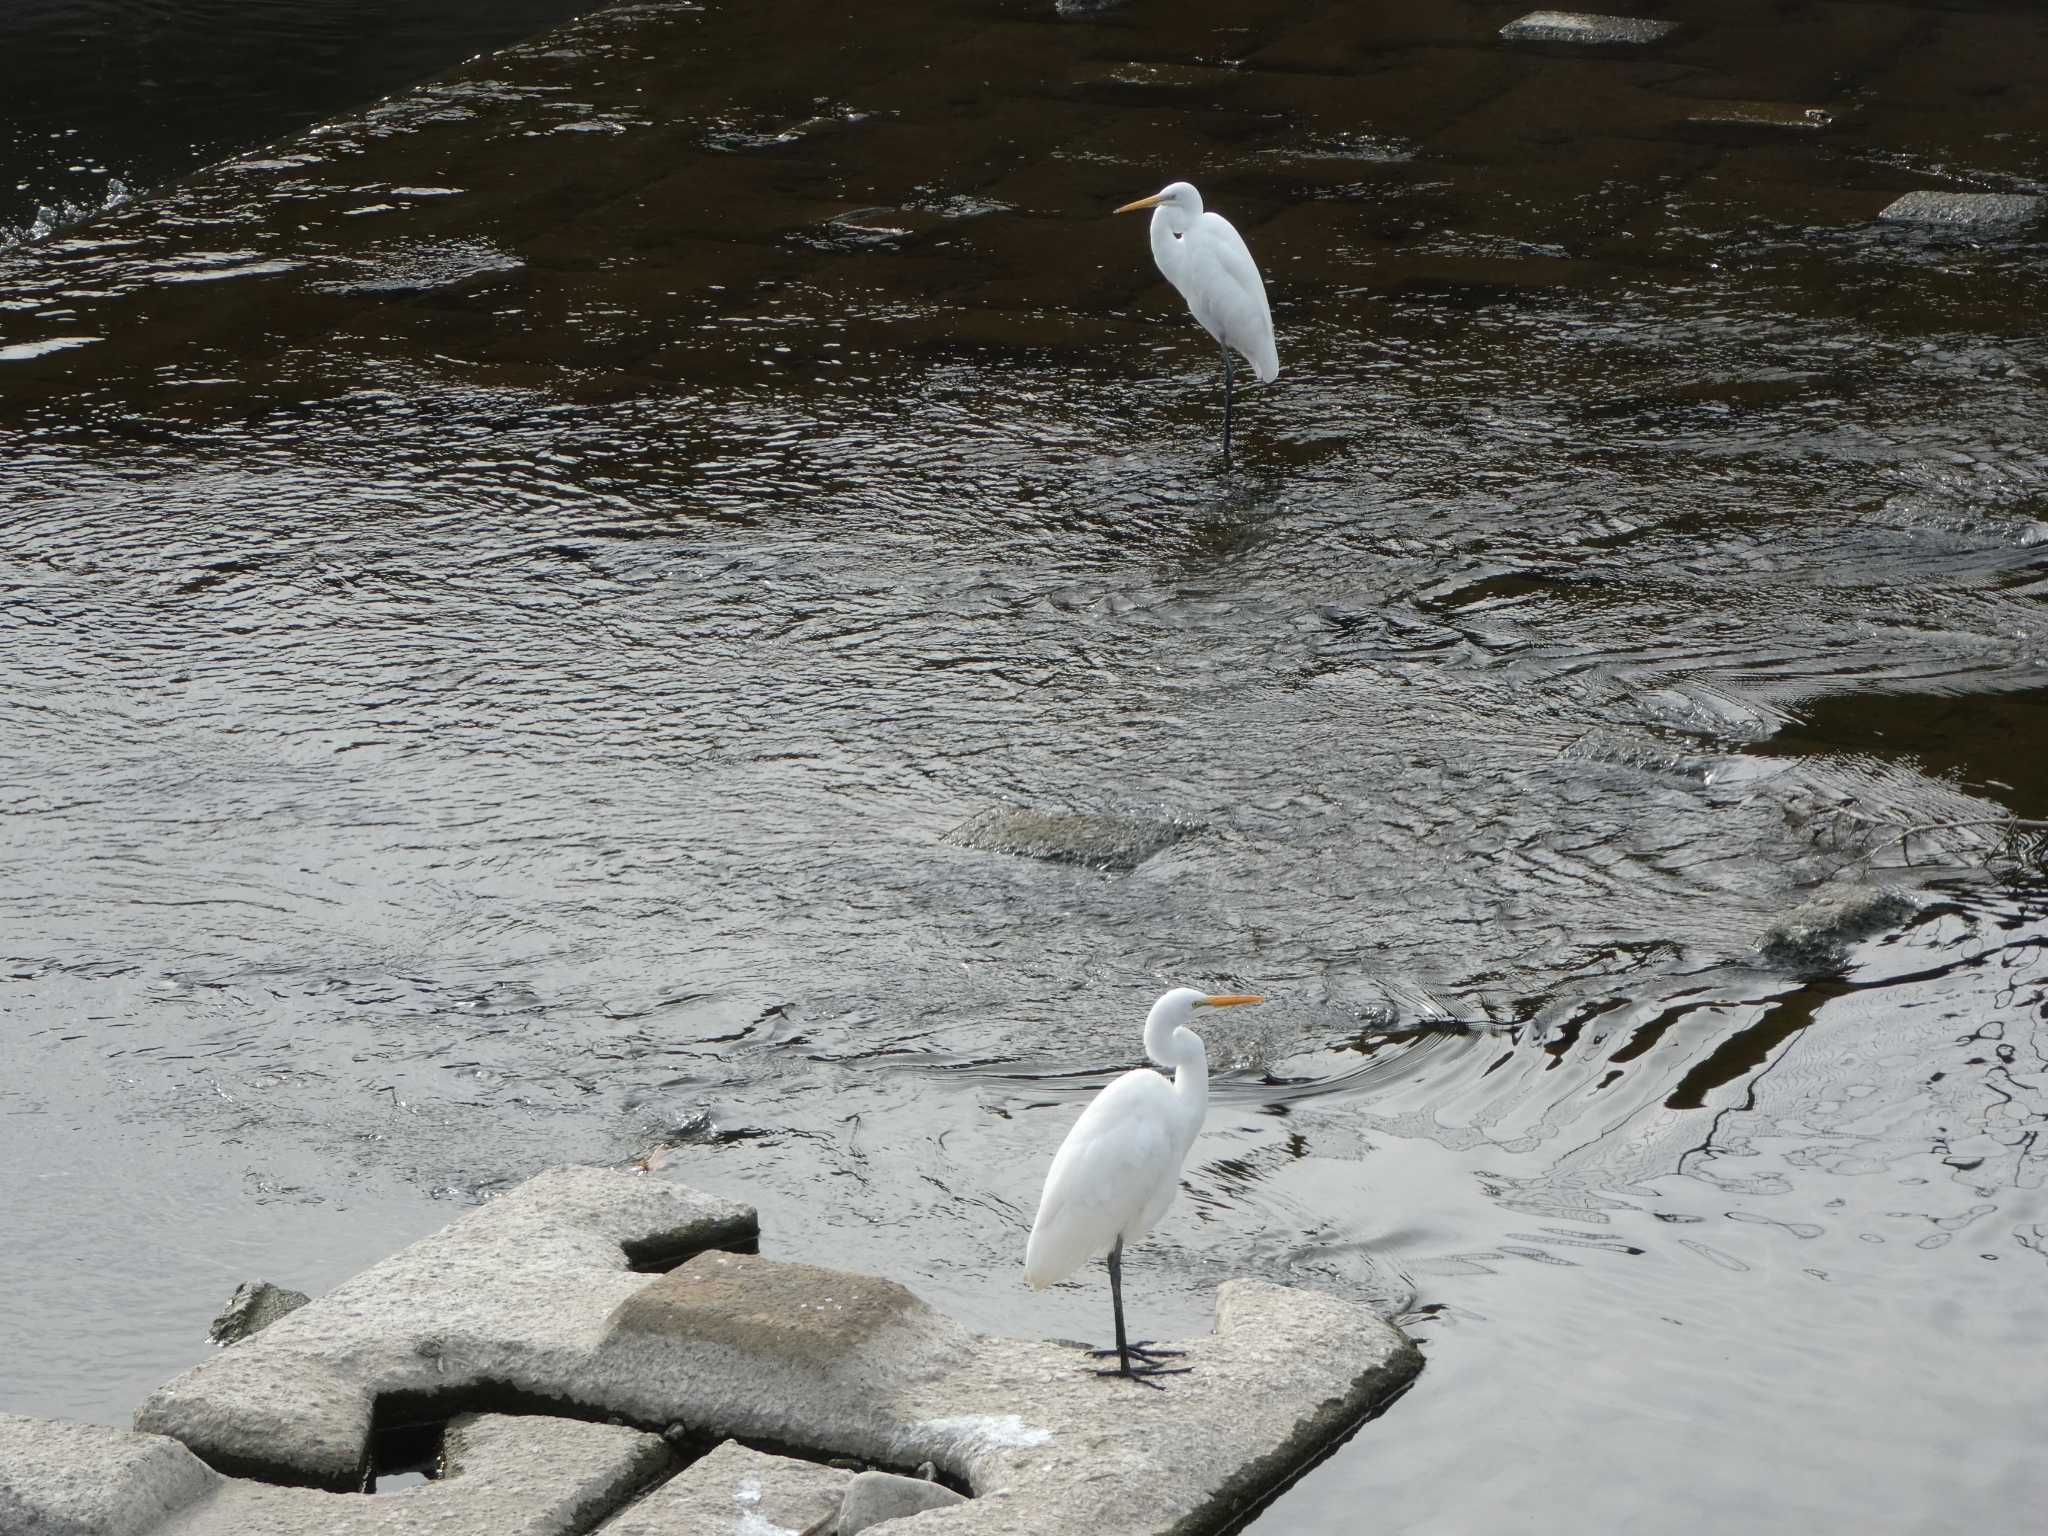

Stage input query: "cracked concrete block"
[
  {"left": 943, "top": 808, "right": 1196, "bottom": 871},
  {"left": 838, "top": 1470, "right": 967, "bottom": 1534},
  {"left": 0, "top": 1417, "right": 220, "bottom": 1536},
  {"left": 126, "top": 1167, "right": 1419, "bottom": 1534},
  {"left": 600, "top": 1253, "right": 979, "bottom": 1456},
  {"left": 136, "top": 1167, "right": 756, "bottom": 1488},
  {"left": 209, "top": 1281, "right": 313, "bottom": 1345},
  {"left": 1499, "top": 11, "right": 1675, "bottom": 45},
  {"left": 594, "top": 1440, "right": 848, "bottom": 1535},
  {"left": 152, "top": 1413, "right": 671, "bottom": 1536},
  {"left": 1878, "top": 190, "right": 2044, "bottom": 228},
  {"left": 607, "top": 1260, "right": 1417, "bottom": 1535}
]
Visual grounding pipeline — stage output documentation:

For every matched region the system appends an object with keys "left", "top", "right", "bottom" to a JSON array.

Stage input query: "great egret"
[
  {"left": 1024, "top": 987, "right": 1264, "bottom": 1384},
  {"left": 1115, "top": 181, "right": 1278, "bottom": 471}
]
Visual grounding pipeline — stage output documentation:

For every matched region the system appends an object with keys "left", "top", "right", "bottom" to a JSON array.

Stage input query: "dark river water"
[
  {"left": 0, "top": 1, "right": 600, "bottom": 242},
  {"left": 4, "top": 2, "right": 2048, "bottom": 1531}
]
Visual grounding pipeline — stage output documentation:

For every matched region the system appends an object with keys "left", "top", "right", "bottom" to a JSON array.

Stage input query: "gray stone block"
[
  {"left": 599, "top": 1252, "right": 980, "bottom": 1457},
  {"left": 0, "top": 1416, "right": 219, "bottom": 1536},
  {"left": 150, "top": 1412, "right": 670, "bottom": 1536},
  {"left": 128, "top": 1167, "right": 1420, "bottom": 1534},
  {"left": 1499, "top": 11, "right": 1675, "bottom": 45},
  {"left": 136, "top": 1167, "right": 757, "bottom": 1488},
  {"left": 209, "top": 1281, "right": 312, "bottom": 1345},
  {"left": 599, "top": 1261, "right": 1418, "bottom": 1535},
  {"left": 943, "top": 808, "right": 1195, "bottom": 871},
  {"left": 838, "top": 1470, "right": 967, "bottom": 1535},
  {"left": 594, "top": 1440, "right": 848, "bottom": 1535},
  {"left": 1878, "top": 190, "right": 2045, "bottom": 228}
]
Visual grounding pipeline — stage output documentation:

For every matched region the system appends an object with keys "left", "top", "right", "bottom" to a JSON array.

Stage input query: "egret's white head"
[
  {"left": 1143, "top": 986, "right": 1262, "bottom": 1066},
  {"left": 1116, "top": 180, "right": 1204, "bottom": 226}
]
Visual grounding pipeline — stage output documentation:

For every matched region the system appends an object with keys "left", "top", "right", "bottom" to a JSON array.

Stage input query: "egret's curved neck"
[
  {"left": 1149, "top": 201, "right": 1196, "bottom": 281},
  {"left": 1143, "top": 1006, "right": 1210, "bottom": 1145}
]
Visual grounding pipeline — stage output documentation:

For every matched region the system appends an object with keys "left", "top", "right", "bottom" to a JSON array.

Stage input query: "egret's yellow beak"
[
  {"left": 1198, "top": 993, "right": 1264, "bottom": 1007},
  {"left": 1116, "top": 193, "right": 1166, "bottom": 214}
]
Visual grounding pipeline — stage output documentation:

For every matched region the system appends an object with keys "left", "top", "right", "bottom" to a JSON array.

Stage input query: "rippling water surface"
[
  {"left": 0, "top": 0, "right": 601, "bottom": 241},
  {"left": 3, "top": 2, "right": 2047, "bottom": 1531}
]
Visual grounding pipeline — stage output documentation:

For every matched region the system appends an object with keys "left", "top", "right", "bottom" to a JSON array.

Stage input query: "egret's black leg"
[
  {"left": 1220, "top": 343, "right": 1235, "bottom": 472},
  {"left": 1085, "top": 1238, "right": 1191, "bottom": 1387}
]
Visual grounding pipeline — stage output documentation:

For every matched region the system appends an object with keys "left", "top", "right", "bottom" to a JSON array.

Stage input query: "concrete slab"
[
  {"left": 1877, "top": 190, "right": 2045, "bottom": 229},
  {"left": 1499, "top": 11, "right": 1675, "bottom": 46},
  {"left": 600, "top": 1252, "right": 982, "bottom": 1454},
  {"left": 594, "top": 1440, "right": 849, "bottom": 1536},
  {"left": 838, "top": 1470, "right": 967, "bottom": 1534},
  {"left": 942, "top": 808, "right": 1196, "bottom": 871},
  {"left": 123, "top": 1168, "right": 1417, "bottom": 1533},
  {"left": 600, "top": 1255, "right": 1420, "bottom": 1535},
  {"left": 135, "top": 1167, "right": 756, "bottom": 1488},
  {"left": 152, "top": 1413, "right": 671, "bottom": 1536},
  {"left": 0, "top": 1416, "right": 220, "bottom": 1536}
]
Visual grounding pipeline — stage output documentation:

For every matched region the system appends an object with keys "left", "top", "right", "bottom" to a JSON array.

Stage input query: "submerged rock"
[
  {"left": 1878, "top": 191, "right": 2045, "bottom": 228},
  {"left": 1498, "top": 11, "right": 1676, "bottom": 45},
  {"left": 208, "top": 1280, "right": 311, "bottom": 1346},
  {"left": 1754, "top": 884, "right": 1917, "bottom": 974},
  {"left": 943, "top": 807, "right": 1196, "bottom": 871}
]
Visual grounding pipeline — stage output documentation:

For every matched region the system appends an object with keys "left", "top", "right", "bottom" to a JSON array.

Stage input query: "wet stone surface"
[
  {"left": 208, "top": 1282, "right": 312, "bottom": 1347},
  {"left": 1877, "top": 190, "right": 2047, "bottom": 228},
  {"left": 1753, "top": 884, "right": 1919, "bottom": 977},
  {"left": 943, "top": 808, "right": 1197, "bottom": 871},
  {"left": 1498, "top": 12, "right": 1676, "bottom": 47}
]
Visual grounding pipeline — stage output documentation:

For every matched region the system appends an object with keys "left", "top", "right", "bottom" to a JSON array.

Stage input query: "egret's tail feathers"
[{"left": 1024, "top": 1218, "right": 1091, "bottom": 1290}]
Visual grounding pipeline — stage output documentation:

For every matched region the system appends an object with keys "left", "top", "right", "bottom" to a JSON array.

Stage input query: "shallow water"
[
  {"left": 0, "top": 0, "right": 602, "bottom": 242},
  {"left": 3, "top": 2, "right": 2047, "bottom": 1530}
]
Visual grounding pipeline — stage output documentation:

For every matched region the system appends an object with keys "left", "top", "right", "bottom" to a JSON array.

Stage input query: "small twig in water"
[{"left": 1875, "top": 817, "right": 2048, "bottom": 864}]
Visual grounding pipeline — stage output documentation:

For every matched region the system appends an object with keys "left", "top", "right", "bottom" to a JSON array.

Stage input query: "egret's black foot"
[
  {"left": 1090, "top": 1358, "right": 1192, "bottom": 1389},
  {"left": 1087, "top": 1340, "right": 1184, "bottom": 1364}
]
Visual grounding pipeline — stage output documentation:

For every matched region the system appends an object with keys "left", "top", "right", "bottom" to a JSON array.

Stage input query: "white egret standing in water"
[
  {"left": 1116, "top": 181, "right": 1278, "bottom": 471},
  {"left": 1024, "top": 987, "right": 1264, "bottom": 1384}
]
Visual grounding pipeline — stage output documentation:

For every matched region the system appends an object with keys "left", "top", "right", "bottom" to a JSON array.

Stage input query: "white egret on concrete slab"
[
  {"left": 1116, "top": 181, "right": 1278, "bottom": 471},
  {"left": 1023, "top": 987, "right": 1264, "bottom": 1384}
]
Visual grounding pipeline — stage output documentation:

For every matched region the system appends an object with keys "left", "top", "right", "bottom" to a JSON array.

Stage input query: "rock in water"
[
  {"left": 208, "top": 1281, "right": 312, "bottom": 1346},
  {"left": 943, "top": 807, "right": 1195, "bottom": 871},
  {"left": 1498, "top": 11, "right": 1676, "bottom": 45},
  {"left": 1754, "top": 884, "right": 1917, "bottom": 975},
  {"left": 1877, "top": 191, "right": 2045, "bottom": 229}
]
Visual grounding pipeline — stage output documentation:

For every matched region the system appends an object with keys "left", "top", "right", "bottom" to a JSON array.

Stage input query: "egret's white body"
[
  {"left": 1116, "top": 181, "right": 1277, "bottom": 468},
  {"left": 1024, "top": 987, "right": 1263, "bottom": 1382}
]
